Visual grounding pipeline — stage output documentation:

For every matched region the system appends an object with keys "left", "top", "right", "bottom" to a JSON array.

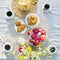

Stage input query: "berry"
[
  {"left": 33, "top": 28, "right": 39, "bottom": 34},
  {"left": 40, "top": 35, "right": 46, "bottom": 41},
  {"left": 18, "top": 46, "right": 23, "bottom": 52},
  {"left": 31, "top": 33, "right": 37, "bottom": 39},
  {"left": 27, "top": 30, "right": 31, "bottom": 35}
]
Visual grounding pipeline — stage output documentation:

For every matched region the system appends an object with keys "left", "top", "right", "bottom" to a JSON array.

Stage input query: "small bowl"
[
  {"left": 48, "top": 45, "right": 57, "bottom": 54},
  {"left": 14, "top": 20, "right": 27, "bottom": 34},
  {"left": 5, "top": 10, "right": 15, "bottom": 20},
  {"left": 25, "top": 13, "right": 40, "bottom": 28},
  {"left": 3, "top": 42, "right": 13, "bottom": 52}
]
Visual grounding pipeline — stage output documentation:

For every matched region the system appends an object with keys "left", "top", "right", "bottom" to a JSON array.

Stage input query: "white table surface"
[{"left": 0, "top": 0, "right": 60, "bottom": 60}]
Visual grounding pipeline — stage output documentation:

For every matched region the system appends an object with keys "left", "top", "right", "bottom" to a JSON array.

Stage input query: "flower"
[
  {"left": 26, "top": 46, "right": 32, "bottom": 52},
  {"left": 45, "top": 47, "right": 48, "bottom": 51},
  {"left": 37, "top": 43, "right": 42, "bottom": 47},
  {"left": 18, "top": 55, "right": 26, "bottom": 60},
  {"left": 22, "top": 43, "right": 26, "bottom": 47}
]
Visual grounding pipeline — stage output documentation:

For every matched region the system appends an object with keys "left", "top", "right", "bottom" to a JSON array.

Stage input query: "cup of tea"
[
  {"left": 48, "top": 45, "right": 57, "bottom": 54},
  {"left": 3, "top": 42, "right": 13, "bottom": 52},
  {"left": 42, "top": 3, "right": 51, "bottom": 12},
  {"left": 5, "top": 10, "right": 15, "bottom": 20}
]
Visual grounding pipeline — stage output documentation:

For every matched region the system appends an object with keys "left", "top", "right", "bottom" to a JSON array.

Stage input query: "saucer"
[{"left": 3, "top": 42, "right": 13, "bottom": 52}]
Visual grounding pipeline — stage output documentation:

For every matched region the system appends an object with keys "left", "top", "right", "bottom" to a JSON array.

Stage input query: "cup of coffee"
[
  {"left": 48, "top": 45, "right": 57, "bottom": 54},
  {"left": 42, "top": 3, "right": 51, "bottom": 12},
  {"left": 5, "top": 10, "right": 15, "bottom": 20},
  {"left": 3, "top": 43, "right": 13, "bottom": 52}
]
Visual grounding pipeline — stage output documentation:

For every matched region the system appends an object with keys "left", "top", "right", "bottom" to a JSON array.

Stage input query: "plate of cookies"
[
  {"left": 14, "top": 19, "right": 27, "bottom": 34},
  {"left": 25, "top": 13, "right": 40, "bottom": 28}
]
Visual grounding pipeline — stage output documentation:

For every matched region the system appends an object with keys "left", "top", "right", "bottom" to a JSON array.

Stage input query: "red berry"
[
  {"left": 31, "top": 33, "right": 37, "bottom": 39},
  {"left": 27, "top": 30, "right": 31, "bottom": 35},
  {"left": 40, "top": 35, "right": 46, "bottom": 41},
  {"left": 18, "top": 46, "right": 23, "bottom": 52},
  {"left": 33, "top": 28, "right": 39, "bottom": 34}
]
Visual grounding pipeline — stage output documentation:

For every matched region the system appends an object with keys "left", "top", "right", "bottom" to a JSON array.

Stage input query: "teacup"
[{"left": 42, "top": 3, "right": 51, "bottom": 12}]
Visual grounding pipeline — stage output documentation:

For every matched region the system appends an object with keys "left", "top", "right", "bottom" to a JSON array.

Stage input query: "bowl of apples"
[{"left": 27, "top": 27, "right": 46, "bottom": 46}]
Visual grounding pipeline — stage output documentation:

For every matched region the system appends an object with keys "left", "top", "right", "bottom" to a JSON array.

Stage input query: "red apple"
[
  {"left": 33, "top": 40, "right": 39, "bottom": 46},
  {"left": 27, "top": 30, "right": 31, "bottom": 35},
  {"left": 18, "top": 46, "right": 23, "bottom": 52},
  {"left": 33, "top": 28, "right": 39, "bottom": 34},
  {"left": 39, "top": 28, "right": 46, "bottom": 35},
  {"left": 31, "top": 33, "right": 37, "bottom": 39},
  {"left": 35, "top": 37, "right": 41, "bottom": 42},
  {"left": 40, "top": 35, "right": 46, "bottom": 41},
  {"left": 29, "top": 39, "right": 33, "bottom": 43}
]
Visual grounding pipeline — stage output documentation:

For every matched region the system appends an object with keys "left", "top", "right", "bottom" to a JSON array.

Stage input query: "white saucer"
[
  {"left": 14, "top": 20, "right": 27, "bottom": 34},
  {"left": 25, "top": 13, "right": 40, "bottom": 28},
  {"left": 5, "top": 10, "right": 15, "bottom": 20},
  {"left": 48, "top": 45, "right": 57, "bottom": 54},
  {"left": 42, "top": 3, "right": 51, "bottom": 12},
  {"left": 3, "top": 42, "right": 13, "bottom": 52}
]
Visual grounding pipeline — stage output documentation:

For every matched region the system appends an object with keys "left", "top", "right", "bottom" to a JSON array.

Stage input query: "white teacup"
[
  {"left": 3, "top": 42, "right": 13, "bottom": 52},
  {"left": 48, "top": 45, "right": 57, "bottom": 54},
  {"left": 42, "top": 3, "right": 51, "bottom": 12},
  {"left": 5, "top": 10, "right": 15, "bottom": 20}
]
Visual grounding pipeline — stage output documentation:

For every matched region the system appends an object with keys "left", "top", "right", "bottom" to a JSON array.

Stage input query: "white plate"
[
  {"left": 14, "top": 20, "right": 27, "bottom": 34},
  {"left": 25, "top": 13, "right": 40, "bottom": 28}
]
